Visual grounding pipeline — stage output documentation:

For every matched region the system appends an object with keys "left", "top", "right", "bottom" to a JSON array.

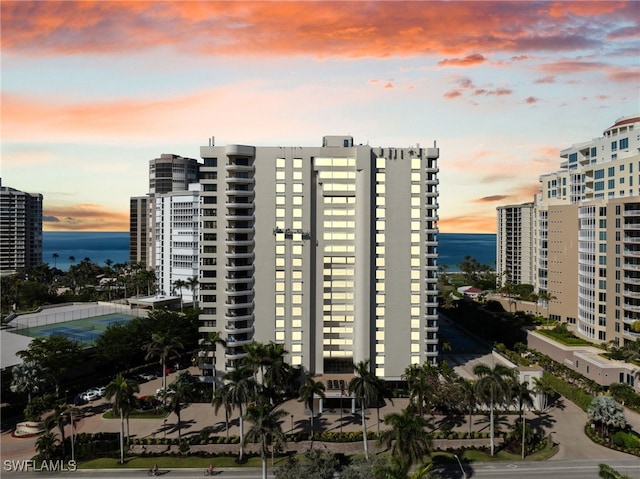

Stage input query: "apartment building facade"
[
  {"left": 154, "top": 185, "right": 200, "bottom": 303},
  {"left": 133, "top": 154, "right": 199, "bottom": 270},
  {"left": 0, "top": 180, "right": 43, "bottom": 274},
  {"left": 496, "top": 202, "right": 535, "bottom": 287},
  {"left": 498, "top": 115, "right": 640, "bottom": 348},
  {"left": 129, "top": 196, "right": 148, "bottom": 266},
  {"left": 196, "top": 136, "right": 440, "bottom": 380}
]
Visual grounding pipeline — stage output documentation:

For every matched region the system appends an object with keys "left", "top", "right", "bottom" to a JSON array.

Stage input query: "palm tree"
[
  {"left": 243, "top": 341, "right": 270, "bottom": 383},
  {"left": 348, "top": 359, "right": 379, "bottom": 460},
  {"left": 143, "top": 333, "right": 184, "bottom": 393},
  {"left": 298, "top": 376, "right": 326, "bottom": 438},
  {"left": 52, "top": 252, "right": 59, "bottom": 269},
  {"left": 200, "top": 331, "right": 226, "bottom": 394},
  {"left": 45, "top": 402, "right": 69, "bottom": 457},
  {"left": 402, "top": 363, "right": 433, "bottom": 418},
  {"left": 173, "top": 279, "right": 187, "bottom": 311},
  {"left": 262, "top": 342, "right": 290, "bottom": 402},
  {"left": 460, "top": 378, "right": 476, "bottom": 435},
  {"left": 378, "top": 408, "right": 432, "bottom": 473},
  {"left": 473, "top": 363, "right": 515, "bottom": 456},
  {"left": 533, "top": 375, "right": 554, "bottom": 412},
  {"left": 588, "top": 395, "right": 627, "bottom": 438},
  {"left": 168, "top": 371, "right": 194, "bottom": 440},
  {"left": 10, "top": 361, "right": 46, "bottom": 403},
  {"left": 244, "top": 403, "right": 288, "bottom": 479},
  {"left": 511, "top": 381, "right": 534, "bottom": 458},
  {"left": 187, "top": 275, "right": 199, "bottom": 308},
  {"left": 224, "top": 366, "right": 258, "bottom": 462},
  {"left": 35, "top": 431, "right": 59, "bottom": 461},
  {"left": 104, "top": 373, "right": 140, "bottom": 464},
  {"left": 212, "top": 383, "right": 235, "bottom": 440}
]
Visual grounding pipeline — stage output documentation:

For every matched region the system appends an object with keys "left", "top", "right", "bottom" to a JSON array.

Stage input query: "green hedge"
[{"left": 543, "top": 372, "right": 594, "bottom": 411}]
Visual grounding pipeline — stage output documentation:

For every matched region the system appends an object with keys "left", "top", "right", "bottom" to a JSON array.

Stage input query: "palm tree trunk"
[
  {"left": 521, "top": 411, "right": 526, "bottom": 459},
  {"left": 225, "top": 409, "right": 230, "bottom": 440},
  {"left": 262, "top": 438, "right": 268, "bottom": 479},
  {"left": 239, "top": 405, "right": 244, "bottom": 462},
  {"left": 489, "top": 397, "right": 495, "bottom": 456},
  {"left": 119, "top": 410, "right": 125, "bottom": 464},
  {"left": 361, "top": 403, "right": 369, "bottom": 460}
]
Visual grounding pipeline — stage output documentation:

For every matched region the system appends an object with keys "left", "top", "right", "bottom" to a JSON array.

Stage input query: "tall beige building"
[
  {"left": 498, "top": 115, "right": 640, "bottom": 347},
  {"left": 198, "top": 136, "right": 440, "bottom": 380},
  {"left": 496, "top": 203, "right": 535, "bottom": 287}
]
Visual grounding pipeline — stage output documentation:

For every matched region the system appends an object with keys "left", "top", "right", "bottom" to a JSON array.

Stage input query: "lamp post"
[
  {"left": 290, "top": 414, "right": 294, "bottom": 433},
  {"left": 454, "top": 454, "right": 466, "bottom": 479}
]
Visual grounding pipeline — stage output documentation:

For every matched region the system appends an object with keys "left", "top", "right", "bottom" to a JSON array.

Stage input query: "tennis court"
[{"left": 15, "top": 312, "right": 137, "bottom": 346}]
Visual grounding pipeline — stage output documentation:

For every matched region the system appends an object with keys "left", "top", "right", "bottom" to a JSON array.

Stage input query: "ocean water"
[
  {"left": 43, "top": 232, "right": 130, "bottom": 271},
  {"left": 43, "top": 232, "right": 496, "bottom": 272},
  {"left": 438, "top": 233, "right": 496, "bottom": 271}
]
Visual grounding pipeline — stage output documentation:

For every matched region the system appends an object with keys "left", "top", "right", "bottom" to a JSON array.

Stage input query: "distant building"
[
  {"left": 497, "top": 115, "right": 640, "bottom": 349},
  {"left": 129, "top": 195, "right": 148, "bottom": 266},
  {"left": 146, "top": 154, "right": 199, "bottom": 270},
  {"left": 0, "top": 180, "right": 43, "bottom": 274},
  {"left": 496, "top": 202, "right": 535, "bottom": 287},
  {"left": 154, "top": 184, "right": 200, "bottom": 302}
]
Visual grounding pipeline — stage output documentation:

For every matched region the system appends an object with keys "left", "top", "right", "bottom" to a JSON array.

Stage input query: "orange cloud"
[
  {"left": 439, "top": 214, "right": 497, "bottom": 234},
  {"left": 2, "top": 1, "right": 635, "bottom": 59},
  {"left": 43, "top": 203, "right": 128, "bottom": 231}
]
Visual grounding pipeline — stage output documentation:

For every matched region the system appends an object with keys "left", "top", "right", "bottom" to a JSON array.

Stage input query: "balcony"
[
  {"left": 622, "top": 303, "right": 640, "bottom": 313},
  {"left": 224, "top": 322, "right": 254, "bottom": 334},
  {"left": 225, "top": 311, "right": 253, "bottom": 322}
]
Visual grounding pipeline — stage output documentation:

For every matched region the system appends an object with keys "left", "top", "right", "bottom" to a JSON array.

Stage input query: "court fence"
[{"left": 6, "top": 302, "right": 146, "bottom": 335}]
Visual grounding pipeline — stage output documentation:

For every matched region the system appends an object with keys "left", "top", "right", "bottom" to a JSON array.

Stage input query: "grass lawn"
[
  {"left": 78, "top": 442, "right": 559, "bottom": 470},
  {"left": 78, "top": 455, "right": 277, "bottom": 469}
]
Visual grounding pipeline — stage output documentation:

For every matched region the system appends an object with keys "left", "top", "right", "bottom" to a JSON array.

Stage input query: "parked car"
[
  {"left": 88, "top": 386, "right": 106, "bottom": 397},
  {"left": 138, "top": 372, "right": 157, "bottom": 382},
  {"left": 80, "top": 390, "right": 100, "bottom": 401},
  {"left": 72, "top": 395, "right": 88, "bottom": 406},
  {"left": 155, "top": 387, "right": 175, "bottom": 396}
]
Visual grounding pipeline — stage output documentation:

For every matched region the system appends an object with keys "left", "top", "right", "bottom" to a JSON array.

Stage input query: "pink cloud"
[
  {"left": 438, "top": 53, "right": 487, "bottom": 68},
  {"left": 534, "top": 76, "right": 556, "bottom": 84},
  {"left": 525, "top": 96, "right": 539, "bottom": 104}
]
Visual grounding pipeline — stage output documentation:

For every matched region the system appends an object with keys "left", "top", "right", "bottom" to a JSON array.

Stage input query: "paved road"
[{"left": 2, "top": 460, "right": 640, "bottom": 479}]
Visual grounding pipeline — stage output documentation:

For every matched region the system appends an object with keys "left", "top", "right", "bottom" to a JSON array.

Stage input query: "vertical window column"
[{"left": 374, "top": 157, "right": 386, "bottom": 377}]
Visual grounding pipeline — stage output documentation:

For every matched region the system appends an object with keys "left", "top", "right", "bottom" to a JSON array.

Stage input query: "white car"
[
  {"left": 88, "top": 386, "right": 106, "bottom": 397},
  {"left": 138, "top": 372, "right": 157, "bottom": 382},
  {"left": 80, "top": 390, "right": 100, "bottom": 401},
  {"left": 155, "top": 387, "right": 175, "bottom": 396}
]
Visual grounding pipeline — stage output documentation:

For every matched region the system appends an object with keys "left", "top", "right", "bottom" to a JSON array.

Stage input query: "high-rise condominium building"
[
  {"left": 0, "top": 180, "right": 43, "bottom": 274},
  {"left": 154, "top": 185, "right": 200, "bottom": 303},
  {"left": 496, "top": 203, "right": 535, "bottom": 287},
  {"left": 143, "top": 154, "right": 199, "bottom": 270},
  {"left": 197, "top": 136, "right": 440, "bottom": 380},
  {"left": 129, "top": 196, "right": 148, "bottom": 266},
  {"left": 497, "top": 115, "right": 640, "bottom": 347}
]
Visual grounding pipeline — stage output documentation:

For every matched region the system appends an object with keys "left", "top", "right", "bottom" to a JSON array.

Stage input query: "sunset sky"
[{"left": 2, "top": 1, "right": 638, "bottom": 233}]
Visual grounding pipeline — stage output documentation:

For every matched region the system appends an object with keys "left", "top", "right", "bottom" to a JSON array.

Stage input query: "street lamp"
[
  {"left": 290, "top": 414, "right": 294, "bottom": 433},
  {"left": 454, "top": 454, "right": 466, "bottom": 479}
]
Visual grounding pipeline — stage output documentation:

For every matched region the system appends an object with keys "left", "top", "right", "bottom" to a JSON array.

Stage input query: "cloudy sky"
[{"left": 2, "top": 1, "right": 638, "bottom": 233}]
